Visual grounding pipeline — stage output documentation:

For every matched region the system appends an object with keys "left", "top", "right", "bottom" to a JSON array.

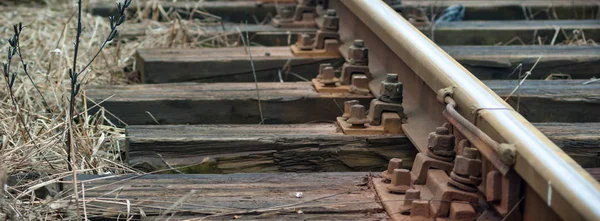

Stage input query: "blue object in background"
[{"left": 435, "top": 4, "right": 465, "bottom": 24}]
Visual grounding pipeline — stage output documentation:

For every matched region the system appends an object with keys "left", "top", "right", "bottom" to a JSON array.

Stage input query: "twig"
[
  {"left": 156, "top": 190, "right": 196, "bottom": 220},
  {"left": 238, "top": 23, "right": 265, "bottom": 124},
  {"left": 504, "top": 56, "right": 543, "bottom": 100},
  {"left": 583, "top": 77, "right": 600, "bottom": 85},
  {"left": 156, "top": 153, "right": 182, "bottom": 174},
  {"left": 550, "top": 25, "right": 560, "bottom": 45},
  {"left": 2, "top": 23, "right": 55, "bottom": 170},
  {"left": 11, "top": 23, "right": 50, "bottom": 111},
  {"left": 502, "top": 196, "right": 525, "bottom": 221}
]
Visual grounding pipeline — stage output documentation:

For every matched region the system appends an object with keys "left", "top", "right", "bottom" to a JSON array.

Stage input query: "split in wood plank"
[
  {"left": 66, "top": 172, "right": 388, "bottom": 220},
  {"left": 484, "top": 80, "right": 600, "bottom": 122},
  {"left": 121, "top": 21, "right": 316, "bottom": 46},
  {"left": 397, "top": 0, "right": 599, "bottom": 21},
  {"left": 135, "top": 47, "right": 342, "bottom": 83},
  {"left": 126, "top": 122, "right": 600, "bottom": 173},
  {"left": 89, "top": 0, "right": 294, "bottom": 23},
  {"left": 87, "top": 82, "right": 372, "bottom": 125},
  {"left": 418, "top": 20, "right": 600, "bottom": 45},
  {"left": 126, "top": 123, "right": 416, "bottom": 173},
  {"left": 443, "top": 45, "right": 600, "bottom": 80}
]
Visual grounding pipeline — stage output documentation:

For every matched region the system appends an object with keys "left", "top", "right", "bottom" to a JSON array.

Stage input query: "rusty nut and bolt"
[
  {"left": 342, "top": 100, "right": 360, "bottom": 119},
  {"left": 449, "top": 147, "right": 482, "bottom": 192},
  {"left": 316, "top": 63, "right": 331, "bottom": 80},
  {"left": 318, "top": 66, "right": 338, "bottom": 85},
  {"left": 381, "top": 158, "right": 403, "bottom": 181},
  {"left": 453, "top": 147, "right": 482, "bottom": 178},
  {"left": 351, "top": 74, "right": 370, "bottom": 90},
  {"left": 379, "top": 73, "right": 403, "bottom": 103},
  {"left": 296, "top": 33, "right": 314, "bottom": 50},
  {"left": 386, "top": 168, "right": 412, "bottom": 194},
  {"left": 427, "top": 126, "right": 455, "bottom": 157},
  {"left": 404, "top": 189, "right": 421, "bottom": 206},
  {"left": 346, "top": 104, "right": 370, "bottom": 127},
  {"left": 322, "top": 9, "right": 340, "bottom": 31},
  {"left": 348, "top": 40, "right": 368, "bottom": 66}
]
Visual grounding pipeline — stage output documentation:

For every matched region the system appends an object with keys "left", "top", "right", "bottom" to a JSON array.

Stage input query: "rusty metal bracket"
[
  {"left": 290, "top": 9, "right": 340, "bottom": 57},
  {"left": 366, "top": 73, "right": 406, "bottom": 126},
  {"left": 336, "top": 102, "right": 402, "bottom": 135},
  {"left": 340, "top": 40, "right": 372, "bottom": 85},
  {"left": 272, "top": 0, "right": 317, "bottom": 28},
  {"left": 311, "top": 63, "right": 370, "bottom": 94}
]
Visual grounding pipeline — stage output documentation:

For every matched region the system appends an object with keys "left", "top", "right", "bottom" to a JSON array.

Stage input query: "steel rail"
[{"left": 338, "top": 0, "right": 600, "bottom": 220}]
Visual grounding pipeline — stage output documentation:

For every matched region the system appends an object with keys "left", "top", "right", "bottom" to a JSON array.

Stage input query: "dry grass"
[{"left": 0, "top": 0, "right": 241, "bottom": 219}]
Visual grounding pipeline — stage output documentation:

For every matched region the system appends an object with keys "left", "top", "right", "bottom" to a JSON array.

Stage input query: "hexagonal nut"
[
  {"left": 322, "top": 18, "right": 339, "bottom": 31},
  {"left": 453, "top": 155, "right": 482, "bottom": 177},
  {"left": 427, "top": 132, "right": 455, "bottom": 157},
  {"left": 322, "top": 10, "right": 339, "bottom": 31},
  {"left": 380, "top": 81, "right": 403, "bottom": 99},
  {"left": 349, "top": 47, "right": 368, "bottom": 65}
]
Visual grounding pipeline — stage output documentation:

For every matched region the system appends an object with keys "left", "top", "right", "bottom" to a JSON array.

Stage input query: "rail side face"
[{"left": 330, "top": 0, "right": 600, "bottom": 220}]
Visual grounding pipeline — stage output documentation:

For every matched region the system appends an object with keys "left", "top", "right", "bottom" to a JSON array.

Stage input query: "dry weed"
[{"left": 0, "top": 0, "right": 236, "bottom": 219}]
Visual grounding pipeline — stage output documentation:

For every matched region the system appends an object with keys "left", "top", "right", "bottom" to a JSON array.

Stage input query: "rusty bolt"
[
  {"left": 348, "top": 39, "right": 368, "bottom": 66},
  {"left": 404, "top": 189, "right": 421, "bottom": 206},
  {"left": 410, "top": 200, "right": 430, "bottom": 218},
  {"left": 318, "top": 66, "right": 338, "bottom": 85},
  {"left": 296, "top": 33, "right": 314, "bottom": 50},
  {"left": 342, "top": 100, "right": 360, "bottom": 119},
  {"left": 381, "top": 158, "right": 403, "bottom": 181},
  {"left": 346, "top": 104, "right": 370, "bottom": 127},
  {"left": 322, "top": 9, "right": 339, "bottom": 32},
  {"left": 453, "top": 147, "right": 482, "bottom": 178},
  {"left": 351, "top": 74, "right": 369, "bottom": 90},
  {"left": 427, "top": 126, "right": 455, "bottom": 157},
  {"left": 379, "top": 73, "right": 403, "bottom": 103},
  {"left": 316, "top": 63, "right": 332, "bottom": 80},
  {"left": 386, "top": 169, "right": 411, "bottom": 193}
]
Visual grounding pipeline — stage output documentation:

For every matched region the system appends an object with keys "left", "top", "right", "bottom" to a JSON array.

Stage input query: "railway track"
[{"left": 76, "top": 0, "right": 600, "bottom": 220}]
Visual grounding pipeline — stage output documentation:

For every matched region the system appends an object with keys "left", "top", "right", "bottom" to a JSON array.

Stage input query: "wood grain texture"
[
  {"left": 126, "top": 124, "right": 416, "bottom": 173},
  {"left": 87, "top": 82, "right": 372, "bottom": 125},
  {"left": 136, "top": 47, "right": 342, "bottom": 83},
  {"left": 126, "top": 122, "right": 600, "bottom": 173},
  {"left": 484, "top": 80, "right": 600, "bottom": 122},
  {"left": 534, "top": 122, "right": 600, "bottom": 168},
  {"left": 419, "top": 20, "right": 600, "bottom": 45},
  {"left": 443, "top": 46, "right": 600, "bottom": 79},
  {"left": 121, "top": 22, "right": 315, "bottom": 46},
  {"left": 69, "top": 173, "right": 387, "bottom": 220},
  {"left": 87, "top": 80, "right": 600, "bottom": 125}
]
